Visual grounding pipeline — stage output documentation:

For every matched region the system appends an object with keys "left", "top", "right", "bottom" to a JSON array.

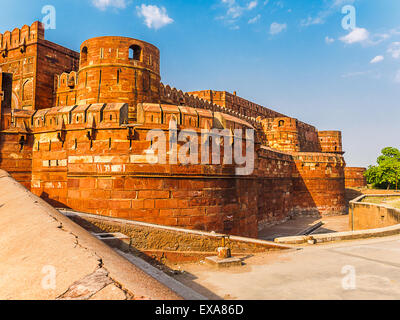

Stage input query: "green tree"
[{"left": 365, "top": 147, "right": 400, "bottom": 190}]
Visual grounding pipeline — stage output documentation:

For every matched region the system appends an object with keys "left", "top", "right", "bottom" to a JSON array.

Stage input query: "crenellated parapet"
[
  {"left": 31, "top": 103, "right": 129, "bottom": 133},
  {"left": 160, "top": 83, "right": 261, "bottom": 128},
  {"left": 54, "top": 71, "right": 78, "bottom": 107},
  {"left": 0, "top": 22, "right": 44, "bottom": 57},
  {"left": 137, "top": 102, "right": 253, "bottom": 134},
  {"left": 188, "top": 90, "right": 286, "bottom": 119}
]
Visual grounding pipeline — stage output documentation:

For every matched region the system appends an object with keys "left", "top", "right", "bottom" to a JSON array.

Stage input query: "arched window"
[
  {"left": 129, "top": 45, "right": 142, "bottom": 61},
  {"left": 278, "top": 120, "right": 285, "bottom": 127},
  {"left": 81, "top": 46, "right": 88, "bottom": 63}
]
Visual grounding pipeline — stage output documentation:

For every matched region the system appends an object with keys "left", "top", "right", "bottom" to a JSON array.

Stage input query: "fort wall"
[
  {"left": 292, "top": 152, "right": 346, "bottom": 216},
  {"left": 345, "top": 167, "right": 367, "bottom": 188},
  {"left": 0, "top": 22, "right": 351, "bottom": 238}
]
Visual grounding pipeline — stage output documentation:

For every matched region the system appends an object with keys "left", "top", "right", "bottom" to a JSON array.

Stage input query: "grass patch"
[{"left": 362, "top": 196, "right": 400, "bottom": 206}]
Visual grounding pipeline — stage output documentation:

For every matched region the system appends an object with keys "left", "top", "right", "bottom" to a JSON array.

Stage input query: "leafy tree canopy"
[{"left": 365, "top": 147, "right": 400, "bottom": 189}]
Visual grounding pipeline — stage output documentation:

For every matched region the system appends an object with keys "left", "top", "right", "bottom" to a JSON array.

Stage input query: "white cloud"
[
  {"left": 340, "top": 28, "right": 369, "bottom": 44},
  {"left": 325, "top": 36, "right": 335, "bottom": 44},
  {"left": 333, "top": 0, "right": 355, "bottom": 6},
  {"left": 301, "top": 16, "right": 325, "bottom": 27},
  {"left": 370, "top": 55, "right": 384, "bottom": 64},
  {"left": 247, "top": 1, "right": 258, "bottom": 10},
  {"left": 341, "top": 70, "right": 381, "bottom": 80},
  {"left": 269, "top": 22, "right": 287, "bottom": 35},
  {"left": 227, "top": 5, "right": 243, "bottom": 18},
  {"left": 248, "top": 14, "right": 261, "bottom": 24},
  {"left": 388, "top": 42, "right": 400, "bottom": 59},
  {"left": 92, "top": 0, "right": 126, "bottom": 11},
  {"left": 301, "top": 0, "right": 355, "bottom": 28},
  {"left": 219, "top": 0, "right": 259, "bottom": 24},
  {"left": 137, "top": 5, "right": 173, "bottom": 30},
  {"left": 341, "top": 70, "right": 371, "bottom": 78}
]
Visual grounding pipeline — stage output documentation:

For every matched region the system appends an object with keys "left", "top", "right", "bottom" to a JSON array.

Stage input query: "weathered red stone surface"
[
  {"left": 0, "top": 21, "right": 361, "bottom": 238},
  {"left": 345, "top": 167, "right": 367, "bottom": 188}
]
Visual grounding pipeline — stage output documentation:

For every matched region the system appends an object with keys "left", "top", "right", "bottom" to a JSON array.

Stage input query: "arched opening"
[
  {"left": 81, "top": 46, "right": 88, "bottom": 64},
  {"left": 22, "top": 80, "right": 33, "bottom": 101},
  {"left": 278, "top": 120, "right": 285, "bottom": 127},
  {"left": 129, "top": 45, "right": 142, "bottom": 61}
]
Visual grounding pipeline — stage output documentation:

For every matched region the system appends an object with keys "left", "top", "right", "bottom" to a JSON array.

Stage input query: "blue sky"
[{"left": 1, "top": 0, "right": 400, "bottom": 167}]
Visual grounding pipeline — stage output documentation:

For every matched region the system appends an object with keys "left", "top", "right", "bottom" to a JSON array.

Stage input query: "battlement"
[
  {"left": 188, "top": 90, "right": 286, "bottom": 120},
  {"left": 8, "top": 101, "right": 254, "bottom": 134},
  {"left": 54, "top": 71, "right": 78, "bottom": 106},
  {"left": 0, "top": 21, "right": 44, "bottom": 55},
  {"left": 31, "top": 103, "right": 129, "bottom": 131},
  {"left": 160, "top": 84, "right": 261, "bottom": 129}
]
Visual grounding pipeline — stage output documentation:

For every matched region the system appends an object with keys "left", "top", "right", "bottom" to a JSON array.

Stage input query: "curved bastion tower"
[
  {"left": 57, "top": 36, "right": 161, "bottom": 121},
  {"left": 0, "top": 21, "right": 362, "bottom": 238}
]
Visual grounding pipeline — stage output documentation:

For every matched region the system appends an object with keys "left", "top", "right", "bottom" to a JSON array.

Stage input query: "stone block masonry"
[
  {"left": 345, "top": 167, "right": 367, "bottom": 188},
  {"left": 0, "top": 21, "right": 360, "bottom": 238}
]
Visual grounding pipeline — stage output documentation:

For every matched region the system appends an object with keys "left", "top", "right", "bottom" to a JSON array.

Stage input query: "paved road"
[{"left": 176, "top": 235, "right": 400, "bottom": 300}]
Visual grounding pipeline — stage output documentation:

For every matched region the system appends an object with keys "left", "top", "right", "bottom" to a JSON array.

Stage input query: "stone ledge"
[
  {"left": 205, "top": 256, "right": 243, "bottom": 268},
  {"left": 276, "top": 194, "right": 400, "bottom": 245},
  {"left": 275, "top": 224, "right": 400, "bottom": 245},
  {"left": 61, "top": 209, "right": 293, "bottom": 255}
]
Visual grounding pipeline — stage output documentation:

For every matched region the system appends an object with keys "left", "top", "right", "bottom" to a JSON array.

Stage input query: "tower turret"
[{"left": 76, "top": 36, "right": 161, "bottom": 121}]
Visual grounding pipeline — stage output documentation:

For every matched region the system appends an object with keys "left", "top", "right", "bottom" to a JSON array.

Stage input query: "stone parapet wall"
[
  {"left": 349, "top": 195, "right": 400, "bottom": 230},
  {"left": 63, "top": 209, "right": 292, "bottom": 263}
]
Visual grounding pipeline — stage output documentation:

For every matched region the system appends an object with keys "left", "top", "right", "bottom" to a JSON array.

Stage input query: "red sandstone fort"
[{"left": 0, "top": 22, "right": 366, "bottom": 238}]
